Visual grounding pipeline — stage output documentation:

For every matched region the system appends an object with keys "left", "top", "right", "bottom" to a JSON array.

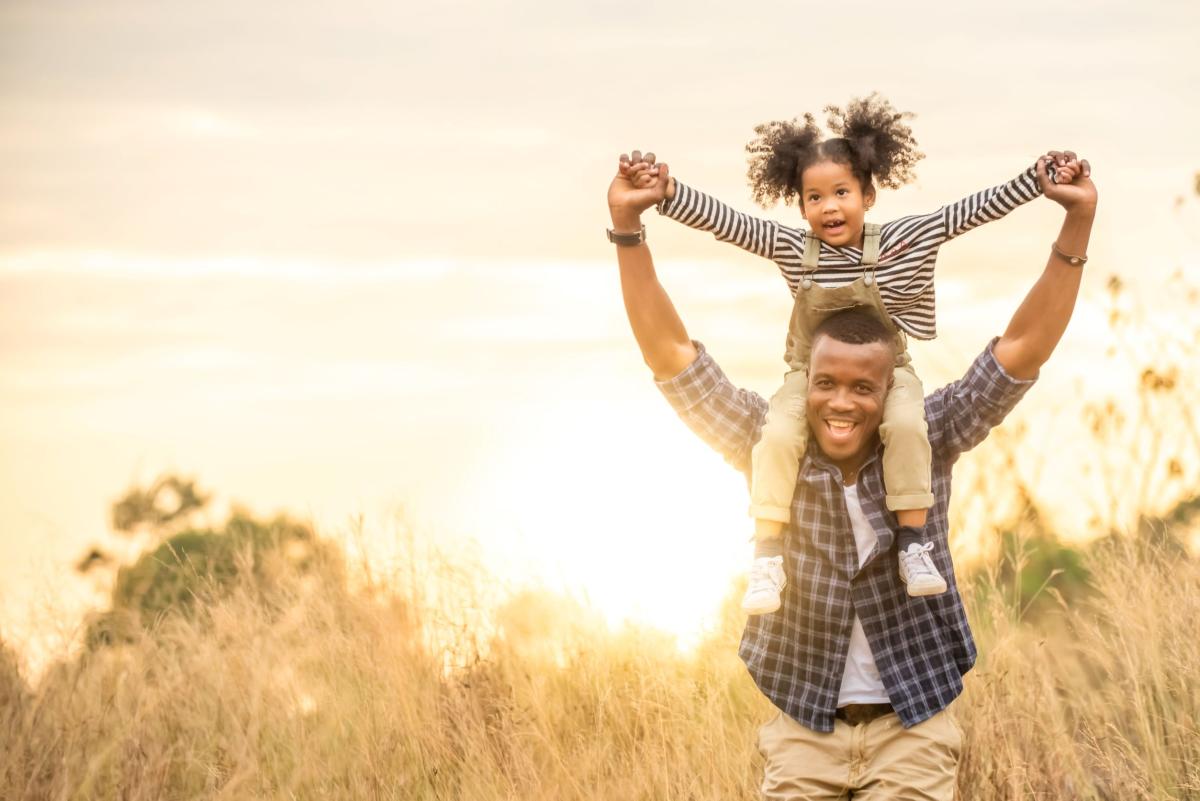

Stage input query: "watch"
[{"left": 606, "top": 225, "right": 646, "bottom": 246}]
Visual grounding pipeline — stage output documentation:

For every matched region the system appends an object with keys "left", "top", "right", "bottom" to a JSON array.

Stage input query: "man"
[{"left": 606, "top": 150, "right": 1096, "bottom": 799}]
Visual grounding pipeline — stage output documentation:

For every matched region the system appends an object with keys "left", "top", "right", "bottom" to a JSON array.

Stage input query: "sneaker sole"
[
  {"left": 905, "top": 580, "right": 948, "bottom": 597},
  {"left": 742, "top": 598, "right": 782, "bottom": 615}
]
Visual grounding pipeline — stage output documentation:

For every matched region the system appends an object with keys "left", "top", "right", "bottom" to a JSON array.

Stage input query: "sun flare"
[{"left": 458, "top": 396, "right": 752, "bottom": 646}]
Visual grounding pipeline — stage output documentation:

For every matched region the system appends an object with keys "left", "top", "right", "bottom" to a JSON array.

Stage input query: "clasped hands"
[{"left": 609, "top": 148, "right": 1095, "bottom": 222}]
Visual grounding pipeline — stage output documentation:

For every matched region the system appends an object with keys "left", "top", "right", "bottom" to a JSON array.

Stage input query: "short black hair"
[
  {"left": 811, "top": 308, "right": 896, "bottom": 354},
  {"left": 745, "top": 93, "right": 923, "bottom": 207}
]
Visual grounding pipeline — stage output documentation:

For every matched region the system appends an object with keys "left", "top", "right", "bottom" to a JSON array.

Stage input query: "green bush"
[{"left": 85, "top": 510, "right": 345, "bottom": 648}]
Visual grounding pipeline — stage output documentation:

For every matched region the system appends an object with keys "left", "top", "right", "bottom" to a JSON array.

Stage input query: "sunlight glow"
[{"left": 460, "top": 397, "right": 751, "bottom": 646}]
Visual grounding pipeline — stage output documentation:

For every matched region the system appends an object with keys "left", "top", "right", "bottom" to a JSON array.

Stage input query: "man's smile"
[{"left": 824, "top": 418, "right": 859, "bottom": 443}]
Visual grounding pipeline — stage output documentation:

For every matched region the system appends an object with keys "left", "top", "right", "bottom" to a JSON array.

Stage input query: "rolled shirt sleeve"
[
  {"left": 662, "top": 338, "right": 1036, "bottom": 474},
  {"left": 659, "top": 338, "right": 1035, "bottom": 471},
  {"left": 924, "top": 337, "right": 1038, "bottom": 461},
  {"left": 656, "top": 341, "right": 769, "bottom": 475}
]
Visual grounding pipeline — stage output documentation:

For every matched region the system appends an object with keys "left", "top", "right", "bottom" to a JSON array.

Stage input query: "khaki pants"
[
  {"left": 756, "top": 708, "right": 962, "bottom": 800},
  {"left": 748, "top": 361, "right": 935, "bottom": 523}
]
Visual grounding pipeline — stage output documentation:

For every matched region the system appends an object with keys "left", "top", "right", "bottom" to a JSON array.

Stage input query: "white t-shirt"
[{"left": 837, "top": 483, "right": 891, "bottom": 706}]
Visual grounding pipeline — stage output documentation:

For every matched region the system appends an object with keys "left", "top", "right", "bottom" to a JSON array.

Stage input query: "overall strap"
[
  {"left": 860, "top": 222, "right": 882, "bottom": 267},
  {"left": 801, "top": 230, "right": 822, "bottom": 270}
]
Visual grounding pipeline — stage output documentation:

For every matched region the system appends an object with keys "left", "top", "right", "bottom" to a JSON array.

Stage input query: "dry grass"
[
  {"left": 960, "top": 537, "right": 1200, "bottom": 800},
  {"left": 2, "top": 524, "right": 1198, "bottom": 801}
]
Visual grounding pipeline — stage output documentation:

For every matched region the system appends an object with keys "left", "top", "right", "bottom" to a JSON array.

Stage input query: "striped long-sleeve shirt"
[{"left": 656, "top": 165, "right": 1044, "bottom": 340}]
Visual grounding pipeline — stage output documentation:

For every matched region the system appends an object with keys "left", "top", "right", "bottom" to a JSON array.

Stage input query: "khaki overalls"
[{"left": 749, "top": 223, "right": 935, "bottom": 526}]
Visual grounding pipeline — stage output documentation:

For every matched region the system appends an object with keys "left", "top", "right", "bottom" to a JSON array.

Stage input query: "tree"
[{"left": 81, "top": 476, "right": 346, "bottom": 649}]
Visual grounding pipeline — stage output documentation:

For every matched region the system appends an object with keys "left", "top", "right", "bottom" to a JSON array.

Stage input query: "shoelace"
[
  {"left": 749, "top": 559, "right": 782, "bottom": 584},
  {"left": 902, "top": 543, "right": 938, "bottom": 577}
]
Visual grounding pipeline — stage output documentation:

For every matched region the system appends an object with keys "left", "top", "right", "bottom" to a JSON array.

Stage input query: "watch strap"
[{"left": 607, "top": 225, "right": 646, "bottom": 246}]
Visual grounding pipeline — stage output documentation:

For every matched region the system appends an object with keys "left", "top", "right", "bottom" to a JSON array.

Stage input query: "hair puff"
[
  {"left": 745, "top": 113, "right": 821, "bottom": 207},
  {"left": 824, "top": 93, "right": 923, "bottom": 190}
]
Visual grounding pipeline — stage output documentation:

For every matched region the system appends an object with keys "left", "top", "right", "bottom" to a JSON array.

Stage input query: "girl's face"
[{"left": 800, "top": 159, "right": 876, "bottom": 248}]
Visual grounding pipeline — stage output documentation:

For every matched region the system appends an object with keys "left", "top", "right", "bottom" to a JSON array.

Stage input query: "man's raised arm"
[
  {"left": 608, "top": 155, "right": 698, "bottom": 380},
  {"left": 993, "top": 151, "right": 1097, "bottom": 380}
]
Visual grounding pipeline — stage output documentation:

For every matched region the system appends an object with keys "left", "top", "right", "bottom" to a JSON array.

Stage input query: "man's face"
[{"left": 806, "top": 335, "right": 893, "bottom": 478}]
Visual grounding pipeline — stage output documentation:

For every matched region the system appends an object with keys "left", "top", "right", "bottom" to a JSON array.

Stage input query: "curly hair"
[{"left": 745, "top": 93, "right": 924, "bottom": 207}]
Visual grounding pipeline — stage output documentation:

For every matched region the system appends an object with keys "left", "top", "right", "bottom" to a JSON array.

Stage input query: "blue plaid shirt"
[{"left": 656, "top": 339, "right": 1035, "bottom": 732}]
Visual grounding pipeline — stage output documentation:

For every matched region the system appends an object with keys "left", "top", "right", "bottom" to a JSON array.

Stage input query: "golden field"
[{"left": 2, "top": 489, "right": 1198, "bottom": 800}]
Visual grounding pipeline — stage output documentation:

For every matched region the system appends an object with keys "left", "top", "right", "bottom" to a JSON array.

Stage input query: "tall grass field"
[{"left": 2, "top": 499, "right": 1198, "bottom": 800}]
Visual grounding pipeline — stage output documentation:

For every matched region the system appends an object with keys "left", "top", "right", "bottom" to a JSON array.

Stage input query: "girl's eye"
[{"left": 837, "top": 189, "right": 849, "bottom": 196}]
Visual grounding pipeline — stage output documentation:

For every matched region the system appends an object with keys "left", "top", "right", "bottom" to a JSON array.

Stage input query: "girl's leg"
[
  {"left": 754, "top": 518, "right": 786, "bottom": 551},
  {"left": 880, "top": 363, "right": 945, "bottom": 595},
  {"left": 879, "top": 363, "right": 934, "bottom": 526},
  {"left": 749, "top": 369, "right": 810, "bottom": 549},
  {"left": 743, "top": 370, "right": 809, "bottom": 614}
]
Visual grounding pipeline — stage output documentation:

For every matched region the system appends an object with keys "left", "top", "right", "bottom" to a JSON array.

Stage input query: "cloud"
[{"left": 0, "top": 0, "right": 1197, "bottom": 264}]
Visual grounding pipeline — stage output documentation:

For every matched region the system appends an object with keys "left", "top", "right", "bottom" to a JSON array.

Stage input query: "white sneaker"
[
  {"left": 742, "top": 555, "right": 787, "bottom": 615},
  {"left": 898, "top": 542, "right": 948, "bottom": 596}
]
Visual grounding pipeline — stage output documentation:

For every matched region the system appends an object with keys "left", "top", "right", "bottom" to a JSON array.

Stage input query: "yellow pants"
[
  {"left": 749, "top": 360, "right": 934, "bottom": 524},
  {"left": 756, "top": 707, "right": 962, "bottom": 800}
]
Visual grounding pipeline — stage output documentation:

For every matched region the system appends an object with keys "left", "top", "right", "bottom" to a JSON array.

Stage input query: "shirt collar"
[{"left": 802, "top": 436, "right": 884, "bottom": 484}]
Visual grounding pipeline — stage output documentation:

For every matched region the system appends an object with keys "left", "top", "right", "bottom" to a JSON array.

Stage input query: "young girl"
[{"left": 623, "top": 94, "right": 1061, "bottom": 615}]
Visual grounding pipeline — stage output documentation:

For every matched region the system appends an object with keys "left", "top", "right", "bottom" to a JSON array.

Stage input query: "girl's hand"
[
  {"left": 626, "top": 162, "right": 660, "bottom": 189},
  {"left": 1037, "top": 151, "right": 1096, "bottom": 212},
  {"left": 609, "top": 150, "right": 672, "bottom": 224},
  {"left": 619, "top": 150, "right": 656, "bottom": 186},
  {"left": 621, "top": 150, "right": 676, "bottom": 198}
]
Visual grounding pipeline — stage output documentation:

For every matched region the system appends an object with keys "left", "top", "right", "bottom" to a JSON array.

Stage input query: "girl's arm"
[
  {"left": 658, "top": 178, "right": 781, "bottom": 260},
  {"left": 623, "top": 155, "right": 782, "bottom": 260},
  {"left": 940, "top": 159, "right": 1045, "bottom": 242}
]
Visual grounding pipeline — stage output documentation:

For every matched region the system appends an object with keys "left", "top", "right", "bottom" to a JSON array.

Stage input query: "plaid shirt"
[{"left": 656, "top": 339, "right": 1035, "bottom": 732}]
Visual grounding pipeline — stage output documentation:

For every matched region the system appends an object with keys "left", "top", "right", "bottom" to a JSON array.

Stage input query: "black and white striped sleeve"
[
  {"left": 656, "top": 180, "right": 780, "bottom": 260},
  {"left": 941, "top": 164, "right": 1044, "bottom": 242}
]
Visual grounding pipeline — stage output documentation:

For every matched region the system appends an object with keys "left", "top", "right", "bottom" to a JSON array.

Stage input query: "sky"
[{"left": 2, "top": 0, "right": 1199, "bottom": 675}]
